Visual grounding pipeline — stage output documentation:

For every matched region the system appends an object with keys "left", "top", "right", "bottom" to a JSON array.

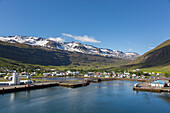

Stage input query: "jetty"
[
  {"left": 0, "top": 80, "right": 90, "bottom": 94},
  {"left": 133, "top": 82, "right": 170, "bottom": 92}
]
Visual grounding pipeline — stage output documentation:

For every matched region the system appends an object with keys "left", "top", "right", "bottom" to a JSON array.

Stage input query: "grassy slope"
[
  {"left": 134, "top": 39, "right": 170, "bottom": 66},
  {"left": 0, "top": 41, "right": 71, "bottom": 66},
  {"left": 141, "top": 65, "right": 170, "bottom": 73},
  {"left": 121, "top": 39, "right": 170, "bottom": 73}
]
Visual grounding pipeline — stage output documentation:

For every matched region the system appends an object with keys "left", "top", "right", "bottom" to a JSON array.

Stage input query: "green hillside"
[
  {"left": 134, "top": 39, "right": 170, "bottom": 67},
  {"left": 121, "top": 39, "right": 170, "bottom": 72},
  {"left": 0, "top": 41, "right": 128, "bottom": 70}
]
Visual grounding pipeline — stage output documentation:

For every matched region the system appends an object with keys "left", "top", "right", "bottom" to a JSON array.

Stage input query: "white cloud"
[
  {"left": 62, "top": 33, "right": 101, "bottom": 43},
  {"left": 129, "top": 49, "right": 133, "bottom": 51},
  {"left": 48, "top": 37, "right": 65, "bottom": 43}
]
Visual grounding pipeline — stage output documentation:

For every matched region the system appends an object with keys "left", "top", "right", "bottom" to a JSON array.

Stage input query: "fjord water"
[{"left": 0, "top": 81, "right": 169, "bottom": 113}]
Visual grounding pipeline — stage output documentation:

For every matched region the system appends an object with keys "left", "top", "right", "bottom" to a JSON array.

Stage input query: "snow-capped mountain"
[{"left": 0, "top": 35, "right": 140, "bottom": 60}]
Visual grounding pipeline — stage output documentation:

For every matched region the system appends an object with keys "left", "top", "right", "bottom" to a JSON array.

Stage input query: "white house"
[
  {"left": 124, "top": 71, "right": 130, "bottom": 75},
  {"left": 132, "top": 74, "right": 136, "bottom": 78},
  {"left": 0, "top": 73, "right": 31, "bottom": 85},
  {"left": 0, "top": 73, "right": 6, "bottom": 76},
  {"left": 105, "top": 75, "right": 109, "bottom": 78},
  {"left": 150, "top": 80, "right": 166, "bottom": 88},
  {"left": 157, "top": 73, "right": 163, "bottom": 76},
  {"left": 66, "top": 70, "right": 73, "bottom": 75},
  {"left": 84, "top": 74, "right": 89, "bottom": 77}
]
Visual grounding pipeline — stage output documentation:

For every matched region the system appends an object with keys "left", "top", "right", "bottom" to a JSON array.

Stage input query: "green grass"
[
  {"left": 0, "top": 79, "right": 9, "bottom": 82},
  {"left": 140, "top": 65, "right": 170, "bottom": 73}
]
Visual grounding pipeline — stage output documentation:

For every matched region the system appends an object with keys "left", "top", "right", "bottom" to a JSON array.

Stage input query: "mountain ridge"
[
  {"left": 124, "top": 39, "right": 170, "bottom": 68},
  {"left": 0, "top": 40, "right": 128, "bottom": 69},
  {"left": 0, "top": 35, "right": 139, "bottom": 60}
]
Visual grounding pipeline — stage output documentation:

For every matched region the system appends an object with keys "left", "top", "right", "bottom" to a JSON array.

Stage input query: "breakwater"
[
  {"left": 0, "top": 81, "right": 90, "bottom": 94},
  {"left": 133, "top": 82, "right": 170, "bottom": 92}
]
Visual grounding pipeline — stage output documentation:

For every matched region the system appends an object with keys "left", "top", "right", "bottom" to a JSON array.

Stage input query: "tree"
[{"left": 164, "top": 73, "right": 170, "bottom": 78}]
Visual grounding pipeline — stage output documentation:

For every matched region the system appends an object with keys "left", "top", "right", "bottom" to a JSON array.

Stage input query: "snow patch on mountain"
[{"left": 0, "top": 35, "right": 49, "bottom": 46}]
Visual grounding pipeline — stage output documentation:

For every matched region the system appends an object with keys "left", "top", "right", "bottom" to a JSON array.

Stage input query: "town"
[
  {"left": 0, "top": 67, "right": 167, "bottom": 81},
  {"left": 0, "top": 67, "right": 170, "bottom": 92}
]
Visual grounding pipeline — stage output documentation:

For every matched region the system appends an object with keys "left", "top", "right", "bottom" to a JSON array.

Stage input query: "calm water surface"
[{"left": 0, "top": 80, "right": 170, "bottom": 113}]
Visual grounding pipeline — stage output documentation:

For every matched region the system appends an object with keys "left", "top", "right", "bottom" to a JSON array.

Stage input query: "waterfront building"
[
  {"left": 66, "top": 70, "right": 73, "bottom": 75},
  {"left": 105, "top": 75, "right": 109, "bottom": 78},
  {"left": 84, "top": 74, "right": 89, "bottom": 77},
  {"left": 98, "top": 75, "right": 103, "bottom": 77},
  {"left": 150, "top": 80, "right": 166, "bottom": 88}
]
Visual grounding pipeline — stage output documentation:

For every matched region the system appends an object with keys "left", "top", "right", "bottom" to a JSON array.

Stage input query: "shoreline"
[{"left": 0, "top": 77, "right": 169, "bottom": 94}]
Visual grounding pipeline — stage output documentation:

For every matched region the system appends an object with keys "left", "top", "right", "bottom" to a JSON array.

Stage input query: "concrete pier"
[
  {"left": 0, "top": 82, "right": 59, "bottom": 94},
  {"left": 133, "top": 82, "right": 170, "bottom": 92},
  {"left": 0, "top": 81, "right": 90, "bottom": 94}
]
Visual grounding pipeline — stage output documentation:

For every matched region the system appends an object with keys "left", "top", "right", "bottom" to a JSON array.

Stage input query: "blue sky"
[{"left": 0, "top": 0, "right": 170, "bottom": 54}]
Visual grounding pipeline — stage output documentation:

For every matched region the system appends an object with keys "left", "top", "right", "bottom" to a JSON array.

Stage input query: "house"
[
  {"left": 43, "top": 73, "right": 51, "bottom": 77},
  {"left": 50, "top": 69, "right": 56, "bottom": 71},
  {"left": 74, "top": 71, "right": 80, "bottom": 75},
  {"left": 88, "top": 72, "right": 95, "bottom": 75},
  {"left": 4, "top": 76, "right": 8, "bottom": 80},
  {"left": 157, "top": 73, "right": 163, "bottom": 76},
  {"left": 94, "top": 75, "right": 98, "bottom": 77},
  {"left": 0, "top": 73, "right": 6, "bottom": 77},
  {"left": 96, "top": 72, "right": 100, "bottom": 75},
  {"left": 7, "top": 73, "right": 13, "bottom": 76},
  {"left": 112, "top": 71, "right": 115, "bottom": 74},
  {"left": 66, "top": 70, "right": 73, "bottom": 75},
  {"left": 118, "top": 73, "right": 123, "bottom": 78},
  {"left": 124, "top": 71, "right": 130, "bottom": 75},
  {"left": 113, "top": 73, "right": 117, "bottom": 77},
  {"left": 141, "top": 75, "right": 145, "bottom": 79},
  {"left": 84, "top": 74, "right": 89, "bottom": 77},
  {"left": 132, "top": 74, "right": 136, "bottom": 78},
  {"left": 51, "top": 73, "right": 56, "bottom": 76},
  {"left": 98, "top": 75, "right": 103, "bottom": 77},
  {"left": 150, "top": 80, "right": 166, "bottom": 88},
  {"left": 105, "top": 75, "right": 109, "bottom": 78},
  {"left": 8, "top": 76, "right": 13, "bottom": 80},
  {"left": 152, "top": 72, "right": 155, "bottom": 75},
  {"left": 103, "top": 72, "right": 108, "bottom": 75},
  {"left": 20, "top": 72, "right": 28, "bottom": 76}
]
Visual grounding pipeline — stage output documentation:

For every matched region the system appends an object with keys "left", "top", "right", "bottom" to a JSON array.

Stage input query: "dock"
[
  {"left": 59, "top": 81, "right": 90, "bottom": 88},
  {"left": 0, "top": 80, "right": 90, "bottom": 94},
  {"left": 133, "top": 82, "right": 170, "bottom": 92}
]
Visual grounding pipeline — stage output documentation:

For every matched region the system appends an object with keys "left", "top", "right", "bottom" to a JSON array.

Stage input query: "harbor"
[
  {"left": 0, "top": 80, "right": 169, "bottom": 113},
  {"left": 0, "top": 74, "right": 170, "bottom": 94}
]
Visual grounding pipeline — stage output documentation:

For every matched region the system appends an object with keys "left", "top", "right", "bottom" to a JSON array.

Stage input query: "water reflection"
[
  {"left": 0, "top": 80, "right": 169, "bottom": 113},
  {"left": 157, "top": 92, "right": 170, "bottom": 104},
  {"left": 10, "top": 90, "right": 31, "bottom": 102}
]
